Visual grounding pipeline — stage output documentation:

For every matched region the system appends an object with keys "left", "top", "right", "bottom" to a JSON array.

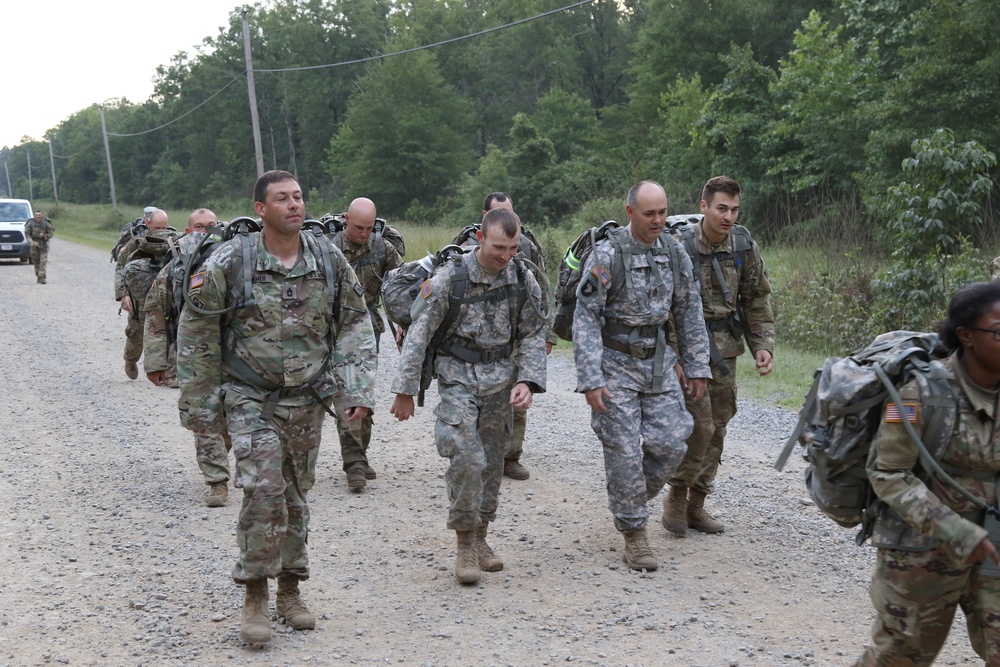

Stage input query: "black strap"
[
  {"left": 441, "top": 341, "right": 514, "bottom": 364},
  {"left": 601, "top": 335, "right": 657, "bottom": 360},
  {"left": 222, "top": 348, "right": 335, "bottom": 421}
]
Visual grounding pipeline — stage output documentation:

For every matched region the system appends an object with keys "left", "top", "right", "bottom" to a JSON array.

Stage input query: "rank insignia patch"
[
  {"left": 420, "top": 279, "right": 433, "bottom": 299},
  {"left": 591, "top": 265, "right": 612, "bottom": 285},
  {"left": 189, "top": 272, "right": 205, "bottom": 289},
  {"left": 884, "top": 402, "right": 918, "bottom": 423}
]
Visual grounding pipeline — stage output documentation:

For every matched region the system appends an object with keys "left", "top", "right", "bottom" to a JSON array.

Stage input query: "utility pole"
[
  {"left": 242, "top": 8, "right": 264, "bottom": 177},
  {"left": 26, "top": 149, "right": 33, "bottom": 200},
  {"left": 99, "top": 107, "right": 118, "bottom": 210},
  {"left": 48, "top": 140, "right": 59, "bottom": 206},
  {"left": 3, "top": 159, "right": 11, "bottom": 197}
]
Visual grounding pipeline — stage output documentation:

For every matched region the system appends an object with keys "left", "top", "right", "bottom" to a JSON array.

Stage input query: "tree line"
[{"left": 2, "top": 0, "right": 997, "bottom": 250}]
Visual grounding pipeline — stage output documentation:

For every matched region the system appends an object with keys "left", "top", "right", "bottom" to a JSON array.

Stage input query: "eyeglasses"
[{"left": 969, "top": 327, "right": 1000, "bottom": 341}]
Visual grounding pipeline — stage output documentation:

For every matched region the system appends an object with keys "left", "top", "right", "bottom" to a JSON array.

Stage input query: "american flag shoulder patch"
[
  {"left": 419, "top": 279, "right": 432, "bottom": 299},
  {"left": 591, "top": 265, "right": 612, "bottom": 285},
  {"left": 190, "top": 272, "right": 205, "bottom": 289},
  {"left": 884, "top": 401, "right": 918, "bottom": 423}
]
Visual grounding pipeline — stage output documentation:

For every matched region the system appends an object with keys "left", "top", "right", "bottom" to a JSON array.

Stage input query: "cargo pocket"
[
  {"left": 870, "top": 560, "right": 921, "bottom": 644},
  {"left": 434, "top": 400, "right": 464, "bottom": 458}
]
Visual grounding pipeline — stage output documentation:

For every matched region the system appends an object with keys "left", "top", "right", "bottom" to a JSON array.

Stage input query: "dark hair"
[
  {"left": 626, "top": 180, "right": 664, "bottom": 207},
  {"left": 938, "top": 281, "right": 1000, "bottom": 352},
  {"left": 254, "top": 170, "right": 297, "bottom": 204},
  {"left": 483, "top": 192, "right": 511, "bottom": 212},
  {"left": 481, "top": 207, "right": 520, "bottom": 238},
  {"left": 701, "top": 175, "right": 742, "bottom": 205}
]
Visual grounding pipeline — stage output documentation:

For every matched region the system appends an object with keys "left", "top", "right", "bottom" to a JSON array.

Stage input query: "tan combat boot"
[
  {"left": 622, "top": 527, "right": 658, "bottom": 571},
  {"left": 661, "top": 485, "right": 688, "bottom": 537},
  {"left": 687, "top": 489, "right": 724, "bottom": 534},
  {"left": 205, "top": 482, "right": 228, "bottom": 508},
  {"left": 276, "top": 574, "right": 316, "bottom": 630},
  {"left": 124, "top": 360, "right": 139, "bottom": 380},
  {"left": 240, "top": 579, "right": 271, "bottom": 644},
  {"left": 475, "top": 522, "right": 504, "bottom": 572},
  {"left": 454, "top": 530, "right": 481, "bottom": 584}
]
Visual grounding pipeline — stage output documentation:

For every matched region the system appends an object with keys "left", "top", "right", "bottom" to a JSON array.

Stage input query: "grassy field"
[{"left": 37, "top": 200, "right": 824, "bottom": 411}]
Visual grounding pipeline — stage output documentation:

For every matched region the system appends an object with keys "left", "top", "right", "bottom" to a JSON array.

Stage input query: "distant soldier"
[
  {"left": 390, "top": 207, "right": 549, "bottom": 585},
  {"left": 115, "top": 208, "right": 169, "bottom": 380},
  {"left": 573, "top": 180, "right": 710, "bottom": 571},
  {"left": 144, "top": 208, "right": 233, "bottom": 508},
  {"left": 24, "top": 210, "right": 54, "bottom": 284},
  {"left": 177, "top": 170, "right": 376, "bottom": 644},
  {"left": 988, "top": 255, "right": 1000, "bottom": 280},
  {"left": 328, "top": 197, "right": 403, "bottom": 491}
]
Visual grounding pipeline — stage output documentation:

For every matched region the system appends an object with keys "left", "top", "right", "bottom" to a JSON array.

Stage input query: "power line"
[
  {"left": 254, "top": 0, "right": 595, "bottom": 73},
  {"left": 107, "top": 73, "right": 245, "bottom": 137}
]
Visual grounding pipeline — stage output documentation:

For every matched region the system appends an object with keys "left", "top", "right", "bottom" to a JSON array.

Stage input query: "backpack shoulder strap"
[{"left": 429, "top": 257, "right": 469, "bottom": 351}]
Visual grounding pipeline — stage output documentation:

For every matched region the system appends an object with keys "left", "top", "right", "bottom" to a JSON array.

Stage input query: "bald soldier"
[
  {"left": 329, "top": 197, "right": 404, "bottom": 490},
  {"left": 115, "top": 208, "right": 170, "bottom": 380}
]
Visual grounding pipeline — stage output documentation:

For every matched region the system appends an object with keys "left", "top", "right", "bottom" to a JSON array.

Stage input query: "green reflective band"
[{"left": 566, "top": 250, "right": 580, "bottom": 271}]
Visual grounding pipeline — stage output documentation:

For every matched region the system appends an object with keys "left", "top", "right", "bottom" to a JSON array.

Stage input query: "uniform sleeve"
[
  {"left": 572, "top": 243, "right": 613, "bottom": 393},
  {"left": 514, "top": 269, "right": 549, "bottom": 392},
  {"left": 142, "top": 267, "right": 171, "bottom": 373},
  {"left": 114, "top": 238, "right": 137, "bottom": 301},
  {"left": 671, "top": 242, "right": 712, "bottom": 380},
  {"left": 331, "top": 261, "right": 377, "bottom": 410},
  {"left": 45, "top": 221, "right": 55, "bottom": 240},
  {"left": 743, "top": 243, "right": 775, "bottom": 355},
  {"left": 867, "top": 380, "right": 987, "bottom": 562},
  {"left": 176, "top": 256, "right": 227, "bottom": 433},
  {"left": 390, "top": 272, "right": 452, "bottom": 396}
]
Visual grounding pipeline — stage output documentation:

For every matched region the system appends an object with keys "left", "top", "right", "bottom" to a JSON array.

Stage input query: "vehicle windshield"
[{"left": 0, "top": 202, "right": 31, "bottom": 222}]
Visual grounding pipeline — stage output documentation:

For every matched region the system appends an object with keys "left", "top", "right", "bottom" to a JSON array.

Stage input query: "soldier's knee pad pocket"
[
  {"left": 871, "top": 576, "right": 921, "bottom": 641},
  {"left": 434, "top": 401, "right": 463, "bottom": 457}
]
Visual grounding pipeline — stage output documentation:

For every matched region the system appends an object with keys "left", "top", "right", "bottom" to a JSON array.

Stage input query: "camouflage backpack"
[
  {"left": 551, "top": 221, "right": 680, "bottom": 342},
  {"left": 774, "top": 330, "right": 995, "bottom": 544},
  {"left": 451, "top": 222, "right": 541, "bottom": 261},
  {"left": 111, "top": 218, "right": 145, "bottom": 262},
  {"left": 120, "top": 229, "right": 179, "bottom": 318},
  {"left": 380, "top": 245, "right": 468, "bottom": 330}
]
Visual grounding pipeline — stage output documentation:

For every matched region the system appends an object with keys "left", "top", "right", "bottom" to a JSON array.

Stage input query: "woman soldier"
[{"left": 857, "top": 281, "right": 1000, "bottom": 665}]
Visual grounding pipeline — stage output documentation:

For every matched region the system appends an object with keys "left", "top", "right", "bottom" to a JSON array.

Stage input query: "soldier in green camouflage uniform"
[
  {"left": 329, "top": 197, "right": 403, "bottom": 491},
  {"left": 989, "top": 256, "right": 1000, "bottom": 280},
  {"left": 664, "top": 176, "right": 775, "bottom": 537},
  {"left": 573, "top": 181, "right": 711, "bottom": 571},
  {"left": 177, "top": 171, "right": 376, "bottom": 644},
  {"left": 855, "top": 281, "right": 1000, "bottom": 666},
  {"left": 115, "top": 208, "right": 169, "bottom": 380},
  {"left": 25, "top": 211, "right": 54, "bottom": 284},
  {"left": 389, "top": 207, "right": 549, "bottom": 585},
  {"left": 144, "top": 209, "right": 234, "bottom": 507}
]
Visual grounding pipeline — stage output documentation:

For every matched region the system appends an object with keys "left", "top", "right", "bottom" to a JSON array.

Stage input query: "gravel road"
[{"left": 0, "top": 239, "right": 981, "bottom": 666}]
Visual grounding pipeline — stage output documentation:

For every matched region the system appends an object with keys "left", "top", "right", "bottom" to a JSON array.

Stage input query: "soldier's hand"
[
  {"left": 966, "top": 536, "right": 1000, "bottom": 565},
  {"left": 345, "top": 406, "right": 370, "bottom": 422},
  {"left": 121, "top": 295, "right": 133, "bottom": 313},
  {"left": 755, "top": 350, "right": 773, "bottom": 376},
  {"left": 585, "top": 387, "right": 612, "bottom": 413},
  {"left": 545, "top": 342, "right": 554, "bottom": 355},
  {"left": 510, "top": 383, "right": 533, "bottom": 410},
  {"left": 687, "top": 378, "right": 708, "bottom": 401},
  {"left": 390, "top": 394, "right": 415, "bottom": 421},
  {"left": 146, "top": 370, "right": 166, "bottom": 386}
]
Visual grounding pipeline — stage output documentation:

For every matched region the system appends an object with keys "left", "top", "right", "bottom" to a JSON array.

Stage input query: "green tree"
[
  {"left": 327, "top": 49, "right": 475, "bottom": 220},
  {"left": 871, "top": 129, "right": 997, "bottom": 331}
]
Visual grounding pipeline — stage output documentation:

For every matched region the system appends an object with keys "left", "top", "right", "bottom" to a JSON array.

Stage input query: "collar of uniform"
[
  {"left": 947, "top": 352, "right": 997, "bottom": 419},
  {"left": 254, "top": 231, "right": 318, "bottom": 277},
  {"left": 342, "top": 235, "right": 373, "bottom": 258},
  {"left": 623, "top": 224, "right": 662, "bottom": 250},
  {"left": 466, "top": 247, "right": 514, "bottom": 286},
  {"left": 695, "top": 219, "right": 733, "bottom": 254}
]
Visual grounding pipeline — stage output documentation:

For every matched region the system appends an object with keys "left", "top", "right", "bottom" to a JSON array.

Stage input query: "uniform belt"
[
  {"left": 601, "top": 335, "right": 656, "bottom": 360},
  {"left": 442, "top": 341, "right": 513, "bottom": 364},
  {"left": 603, "top": 319, "right": 660, "bottom": 338},
  {"left": 706, "top": 317, "right": 734, "bottom": 333}
]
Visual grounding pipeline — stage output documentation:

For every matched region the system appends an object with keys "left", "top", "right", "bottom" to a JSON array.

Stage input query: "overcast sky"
[{"left": 3, "top": 0, "right": 242, "bottom": 148}]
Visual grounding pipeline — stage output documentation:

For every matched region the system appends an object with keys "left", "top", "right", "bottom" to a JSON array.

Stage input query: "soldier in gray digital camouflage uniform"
[
  {"left": 177, "top": 171, "right": 376, "bottom": 644},
  {"left": 144, "top": 208, "right": 234, "bottom": 508},
  {"left": 573, "top": 180, "right": 711, "bottom": 571},
  {"left": 329, "top": 197, "right": 403, "bottom": 491},
  {"left": 389, "top": 207, "right": 549, "bottom": 585},
  {"left": 115, "top": 208, "right": 169, "bottom": 380}
]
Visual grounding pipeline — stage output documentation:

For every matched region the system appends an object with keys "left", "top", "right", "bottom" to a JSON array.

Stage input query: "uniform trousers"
[
  {"left": 434, "top": 380, "right": 513, "bottom": 531},
  {"left": 224, "top": 390, "right": 325, "bottom": 583}
]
